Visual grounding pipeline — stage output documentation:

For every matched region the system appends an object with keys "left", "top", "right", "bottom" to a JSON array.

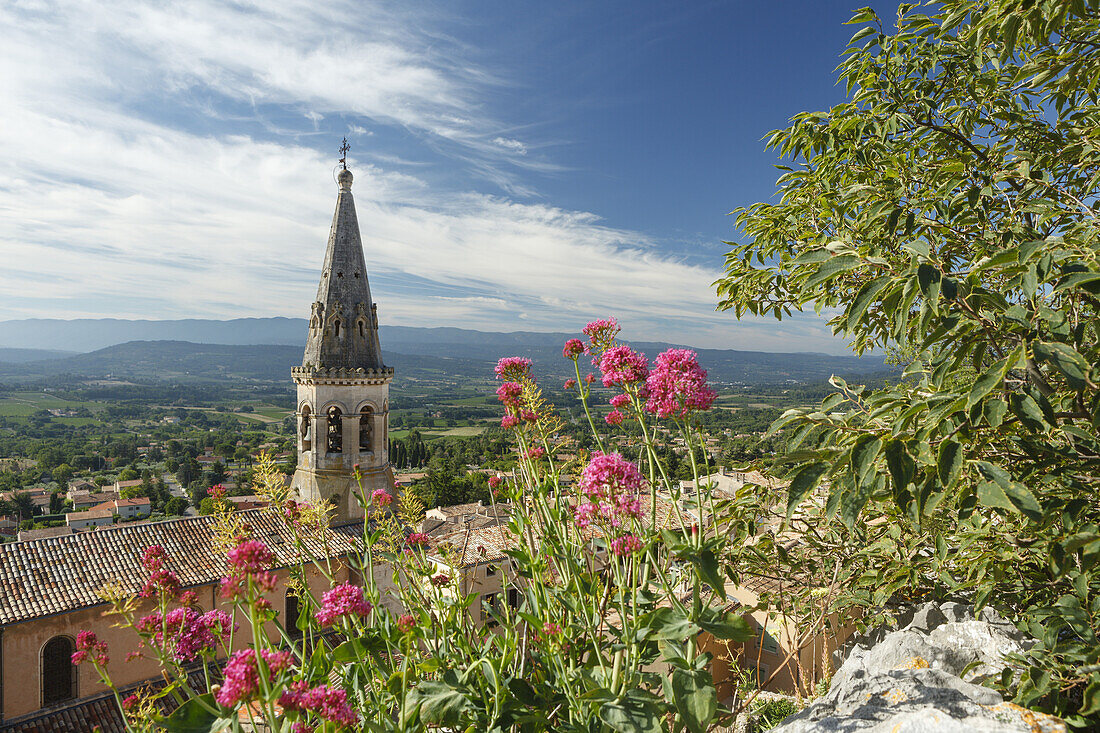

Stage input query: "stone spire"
[{"left": 301, "top": 167, "right": 386, "bottom": 372}]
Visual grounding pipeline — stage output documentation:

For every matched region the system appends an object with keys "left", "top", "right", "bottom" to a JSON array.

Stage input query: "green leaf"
[
  {"left": 937, "top": 440, "right": 964, "bottom": 488},
  {"left": 1080, "top": 676, "right": 1100, "bottom": 716},
  {"left": 667, "top": 668, "right": 718, "bottom": 733},
  {"left": 967, "top": 357, "right": 1008, "bottom": 409},
  {"left": 691, "top": 550, "right": 727, "bottom": 599},
  {"left": 785, "top": 463, "right": 827, "bottom": 517},
  {"left": 884, "top": 440, "right": 915, "bottom": 499},
  {"left": 804, "top": 255, "right": 862, "bottom": 289},
  {"left": 156, "top": 695, "right": 219, "bottom": 733},
  {"left": 697, "top": 609, "right": 755, "bottom": 641},
  {"left": 850, "top": 435, "right": 883, "bottom": 487},
  {"left": 600, "top": 695, "right": 663, "bottom": 733},
  {"left": 1009, "top": 393, "right": 1049, "bottom": 432},
  {"left": 982, "top": 398, "right": 1008, "bottom": 428},
  {"left": 411, "top": 680, "right": 473, "bottom": 726},
  {"left": 647, "top": 606, "right": 702, "bottom": 641},
  {"left": 845, "top": 277, "right": 892, "bottom": 332},
  {"left": 974, "top": 461, "right": 1042, "bottom": 520},
  {"left": 1033, "top": 341, "right": 1093, "bottom": 390}
]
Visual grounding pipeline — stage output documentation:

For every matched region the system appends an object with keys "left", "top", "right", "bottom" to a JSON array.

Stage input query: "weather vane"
[{"left": 339, "top": 137, "right": 350, "bottom": 170}]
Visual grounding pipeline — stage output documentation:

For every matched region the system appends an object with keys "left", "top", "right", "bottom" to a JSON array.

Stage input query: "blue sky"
[{"left": 0, "top": 0, "right": 897, "bottom": 353}]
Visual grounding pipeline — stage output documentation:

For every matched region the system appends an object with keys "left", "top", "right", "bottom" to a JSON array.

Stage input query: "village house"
[
  {"left": 65, "top": 509, "right": 113, "bottom": 531},
  {"left": 89, "top": 497, "right": 152, "bottom": 520}
]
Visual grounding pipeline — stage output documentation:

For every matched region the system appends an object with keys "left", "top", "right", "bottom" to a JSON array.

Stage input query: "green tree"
[
  {"left": 164, "top": 497, "right": 189, "bottom": 516},
  {"left": 10, "top": 491, "right": 34, "bottom": 520},
  {"left": 51, "top": 464, "right": 74, "bottom": 487},
  {"left": 716, "top": 1, "right": 1100, "bottom": 723}
]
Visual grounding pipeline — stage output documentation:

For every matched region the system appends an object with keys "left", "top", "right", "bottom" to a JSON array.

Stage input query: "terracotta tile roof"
[
  {"left": 0, "top": 510, "right": 362, "bottom": 626},
  {"left": 16, "top": 526, "right": 73, "bottom": 542},
  {"left": 430, "top": 502, "right": 483, "bottom": 517}
]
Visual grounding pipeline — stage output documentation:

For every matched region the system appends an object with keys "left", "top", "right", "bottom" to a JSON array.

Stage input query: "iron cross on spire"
[{"left": 338, "top": 137, "right": 350, "bottom": 170}]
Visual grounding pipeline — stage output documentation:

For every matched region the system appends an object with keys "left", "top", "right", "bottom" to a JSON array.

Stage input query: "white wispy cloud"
[{"left": 0, "top": 0, "right": 850, "bottom": 353}]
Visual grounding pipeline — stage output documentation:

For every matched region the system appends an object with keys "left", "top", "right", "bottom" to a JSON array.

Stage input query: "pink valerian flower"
[
  {"left": 541, "top": 621, "right": 562, "bottom": 637},
  {"left": 610, "top": 534, "right": 644, "bottom": 556},
  {"left": 501, "top": 414, "right": 519, "bottom": 429},
  {"left": 609, "top": 393, "right": 631, "bottom": 408},
  {"left": 574, "top": 452, "right": 646, "bottom": 530},
  {"left": 562, "top": 338, "right": 587, "bottom": 360},
  {"left": 219, "top": 570, "right": 277, "bottom": 599},
  {"left": 215, "top": 649, "right": 298, "bottom": 708},
  {"left": 122, "top": 694, "right": 139, "bottom": 711},
  {"left": 125, "top": 651, "right": 143, "bottom": 663},
  {"left": 563, "top": 378, "right": 576, "bottom": 389},
  {"left": 605, "top": 410, "right": 625, "bottom": 426},
  {"left": 215, "top": 650, "right": 261, "bottom": 707},
  {"left": 142, "top": 545, "right": 167, "bottom": 572},
  {"left": 599, "top": 346, "right": 649, "bottom": 388},
  {"left": 260, "top": 649, "right": 294, "bottom": 673},
  {"left": 315, "top": 583, "right": 373, "bottom": 626},
  {"left": 179, "top": 590, "right": 197, "bottom": 606},
  {"left": 72, "top": 630, "right": 109, "bottom": 666},
  {"left": 431, "top": 573, "right": 450, "bottom": 587},
  {"left": 291, "top": 724, "right": 315, "bottom": 733},
  {"left": 645, "top": 348, "right": 717, "bottom": 418},
  {"left": 209, "top": 484, "right": 227, "bottom": 500},
  {"left": 582, "top": 318, "right": 621, "bottom": 351},
  {"left": 487, "top": 476, "right": 503, "bottom": 489},
  {"left": 371, "top": 488, "right": 392, "bottom": 506},
  {"left": 284, "top": 499, "right": 305, "bottom": 523},
  {"left": 405, "top": 532, "right": 430, "bottom": 547},
  {"left": 278, "top": 682, "right": 358, "bottom": 727},
  {"left": 396, "top": 614, "right": 416, "bottom": 633},
  {"left": 494, "top": 356, "right": 533, "bottom": 381},
  {"left": 496, "top": 381, "right": 524, "bottom": 408},
  {"left": 585, "top": 372, "right": 596, "bottom": 384},
  {"left": 137, "top": 608, "right": 236, "bottom": 662},
  {"left": 227, "top": 540, "right": 274, "bottom": 575},
  {"left": 526, "top": 446, "right": 546, "bottom": 459},
  {"left": 521, "top": 409, "right": 539, "bottom": 423},
  {"left": 139, "top": 568, "right": 182, "bottom": 600}
]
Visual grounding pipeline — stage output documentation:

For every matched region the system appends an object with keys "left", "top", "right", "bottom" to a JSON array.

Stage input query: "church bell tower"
[{"left": 291, "top": 148, "right": 394, "bottom": 524}]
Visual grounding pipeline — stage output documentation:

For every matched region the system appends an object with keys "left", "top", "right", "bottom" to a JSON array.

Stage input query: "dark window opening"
[
  {"left": 327, "top": 407, "right": 343, "bottom": 453},
  {"left": 334, "top": 319, "right": 341, "bottom": 338},
  {"left": 359, "top": 407, "right": 373, "bottom": 451},
  {"left": 358, "top": 319, "right": 366, "bottom": 338},
  {"left": 300, "top": 406, "right": 312, "bottom": 452},
  {"left": 42, "top": 636, "right": 76, "bottom": 706},
  {"left": 286, "top": 592, "right": 302, "bottom": 638},
  {"left": 507, "top": 588, "right": 520, "bottom": 609}
]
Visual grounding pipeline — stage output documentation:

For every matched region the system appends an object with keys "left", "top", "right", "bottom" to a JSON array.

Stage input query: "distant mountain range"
[{"left": 0, "top": 318, "right": 890, "bottom": 385}]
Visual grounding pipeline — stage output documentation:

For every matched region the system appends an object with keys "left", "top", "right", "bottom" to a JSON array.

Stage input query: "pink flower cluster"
[
  {"left": 215, "top": 649, "right": 295, "bottom": 707},
  {"left": 371, "top": 488, "right": 392, "bottom": 506},
  {"left": 562, "top": 338, "right": 587, "bottom": 359},
  {"left": 496, "top": 381, "right": 524, "bottom": 408},
  {"left": 582, "top": 318, "right": 620, "bottom": 350},
  {"left": 278, "top": 681, "right": 358, "bottom": 727},
  {"left": 71, "top": 630, "right": 109, "bottom": 666},
  {"left": 526, "top": 446, "right": 546, "bottom": 459},
  {"left": 610, "top": 534, "right": 644, "bottom": 556},
  {"left": 599, "top": 346, "right": 649, "bottom": 388},
  {"left": 406, "top": 532, "right": 430, "bottom": 548},
  {"left": 494, "top": 356, "right": 532, "bottom": 381},
  {"left": 315, "top": 583, "right": 373, "bottom": 626},
  {"left": 431, "top": 573, "right": 450, "bottom": 587},
  {"left": 227, "top": 540, "right": 274, "bottom": 574},
  {"left": 573, "top": 452, "right": 645, "bottom": 529},
  {"left": 396, "top": 614, "right": 416, "bottom": 633},
  {"left": 645, "top": 348, "right": 717, "bottom": 418},
  {"left": 605, "top": 410, "right": 624, "bottom": 426},
  {"left": 488, "top": 476, "right": 503, "bottom": 489},
  {"left": 136, "top": 608, "right": 235, "bottom": 662},
  {"left": 139, "top": 545, "right": 183, "bottom": 600},
  {"left": 221, "top": 540, "right": 277, "bottom": 599},
  {"left": 209, "top": 484, "right": 227, "bottom": 500}
]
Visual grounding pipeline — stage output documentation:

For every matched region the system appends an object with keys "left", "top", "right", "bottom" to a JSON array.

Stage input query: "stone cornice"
[{"left": 292, "top": 365, "right": 394, "bottom": 386}]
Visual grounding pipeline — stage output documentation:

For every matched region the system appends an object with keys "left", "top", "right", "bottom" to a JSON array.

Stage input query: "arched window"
[
  {"left": 300, "top": 405, "right": 312, "bottom": 452},
  {"left": 285, "top": 591, "right": 302, "bottom": 638},
  {"left": 42, "top": 636, "right": 76, "bottom": 706},
  {"left": 359, "top": 407, "right": 373, "bottom": 452},
  {"left": 333, "top": 319, "right": 342, "bottom": 339},
  {"left": 357, "top": 319, "right": 366, "bottom": 339},
  {"left": 327, "top": 406, "right": 343, "bottom": 454}
]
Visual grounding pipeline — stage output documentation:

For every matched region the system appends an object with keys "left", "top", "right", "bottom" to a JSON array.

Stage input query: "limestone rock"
[{"left": 769, "top": 602, "right": 1062, "bottom": 733}]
